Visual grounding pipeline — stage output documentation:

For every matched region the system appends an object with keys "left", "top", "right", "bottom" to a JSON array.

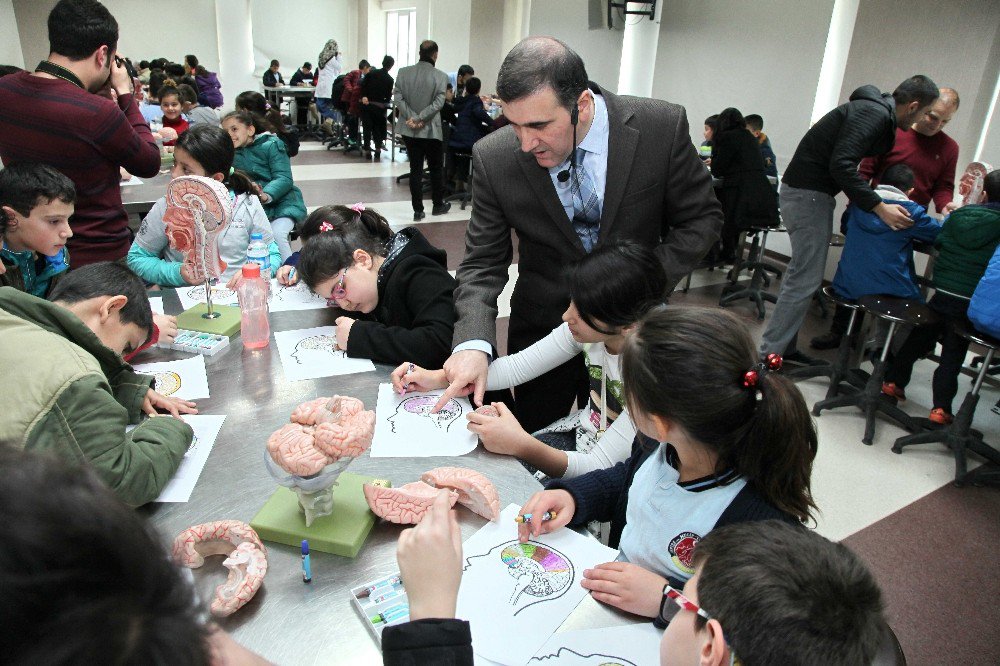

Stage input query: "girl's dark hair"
[
  {"left": 195, "top": 65, "right": 209, "bottom": 77},
  {"left": 222, "top": 109, "right": 270, "bottom": 136},
  {"left": 568, "top": 240, "right": 666, "bottom": 335},
  {"left": 233, "top": 91, "right": 288, "bottom": 137},
  {"left": 148, "top": 69, "right": 166, "bottom": 98},
  {"left": 159, "top": 80, "right": 180, "bottom": 103},
  {"left": 184, "top": 54, "right": 198, "bottom": 69},
  {"left": 717, "top": 107, "right": 745, "bottom": 134},
  {"left": 465, "top": 76, "right": 482, "bottom": 97},
  {"left": 621, "top": 306, "right": 817, "bottom": 523},
  {"left": 298, "top": 206, "right": 394, "bottom": 289},
  {"left": 174, "top": 125, "right": 255, "bottom": 196}
]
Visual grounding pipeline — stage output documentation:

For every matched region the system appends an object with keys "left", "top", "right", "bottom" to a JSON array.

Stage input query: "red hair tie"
[
  {"left": 318, "top": 221, "right": 334, "bottom": 232},
  {"left": 742, "top": 354, "right": 782, "bottom": 392}
]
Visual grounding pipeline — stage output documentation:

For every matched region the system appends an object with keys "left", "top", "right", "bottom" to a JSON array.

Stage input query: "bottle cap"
[
  {"left": 242, "top": 263, "right": 261, "bottom": 278},
  {"left": 250, "top": 232, "right": 263, "bottom": 240}
]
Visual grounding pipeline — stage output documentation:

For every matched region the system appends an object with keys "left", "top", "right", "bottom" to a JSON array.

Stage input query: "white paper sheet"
[
  {"left": 369, "top": 383, "right": 478, "bottom": 458},
  {"left": 268, "top": 279, "right": 328, "bottom": 312},
  {"left": 155, "top": 414, "right": 226, "bottom": 502},
  {"left": 529, "top": 623, "right": 663, "bottom": 665},
  {"left": 149, "top": 296, "right": 165, "bottom": 315},
  {"left": 176, "top": 283, "right": 241, "bottom": 310},
  {"left": 456, "top": 504, "right": 620, "bottom": 665},
  {"left": 273, "top": 325, "right": 375, "bottom": 381},
  {"left": 120, "top": 175, "right": 144, "bottom": 186},
  {"left": 133, "top": 354, "right": 211, "bottom": 400}
]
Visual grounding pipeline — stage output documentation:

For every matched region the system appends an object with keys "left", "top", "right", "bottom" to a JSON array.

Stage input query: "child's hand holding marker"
[
  {"left": 390, "top": 361, "right": 448, "bottom": 395},
  {"left": 396, "top": 490, "right": 463, "bottom": 620},
  {"left": 516, "top": 490, "right": 575, "bottom": 543}
]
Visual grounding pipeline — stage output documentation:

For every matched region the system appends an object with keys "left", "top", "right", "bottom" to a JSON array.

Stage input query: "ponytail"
[
  {"left": 233, "top": 91, "right": 289, "bottom": 137},
  {"left": 225, "top": 169, "right": 255, "bottom": 196},
  {"left": 621, "top": 306, "right": 817, "bottom": 523},
  {"left": 297, "top": 205, "right": 394, "bottom": 289}
]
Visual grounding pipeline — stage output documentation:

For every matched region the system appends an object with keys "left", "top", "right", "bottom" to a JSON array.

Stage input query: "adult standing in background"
[
  {"left": 434, "top": 37, "right": 722, "bottom": 433},
  {"left": 360, "top": 55, "right": 395, "bottom": 161},
  {"left": 448, "top": 64, "right": 475, "bottom": 98},
  {"left": 394, "top": 40, "right": 450, "bottom": 221},
  {"left": 314, "top": 40, "right": 344, "bottom": 127},
  {"left": 758, "top": 76, "right": 940, "bottom": 364},
  {"left": 0, "top": 0, "right": 160, "bottom": 267}
]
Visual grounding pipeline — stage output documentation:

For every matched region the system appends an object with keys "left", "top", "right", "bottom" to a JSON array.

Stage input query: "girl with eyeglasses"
[{"left": 296, "top": 204, "right": 456, "bottom": 368}]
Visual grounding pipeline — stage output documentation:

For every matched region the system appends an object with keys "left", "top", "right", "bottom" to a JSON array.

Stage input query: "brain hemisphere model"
[
  {"left": 363, "top": 481, "right": 459, "bottom": 524},
  {"left": 474, "top": 404, "right": 500, "bottom": 418},
  {"left": 164, "top": 176, "right": 233, "bottom": 283},
  {"left": 420, "top": 466, "right": 501, "bottom": 521},
  {"left": 172, "top": 520, "right": 267, "bottom": 617},
  {"left": 267, "top": 396, "right": 375, "bottom": 477}
]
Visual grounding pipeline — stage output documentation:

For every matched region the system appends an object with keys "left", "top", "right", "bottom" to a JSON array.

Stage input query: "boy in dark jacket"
[{"left": 883, "top": 170, "right": 1000, "bottom": 423}]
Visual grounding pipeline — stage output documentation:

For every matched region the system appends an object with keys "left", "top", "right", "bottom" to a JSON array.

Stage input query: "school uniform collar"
[{"left": 663, "top": 444, "right": 739, "bottom": 491}]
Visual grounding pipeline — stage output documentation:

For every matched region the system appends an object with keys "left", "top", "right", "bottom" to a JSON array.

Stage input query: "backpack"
[
  {"left": 330, "top": 74, "right": 348, "bottom": 111},
  {"left": 968, "top": 242, "right": 1000, "bottom": 339}
]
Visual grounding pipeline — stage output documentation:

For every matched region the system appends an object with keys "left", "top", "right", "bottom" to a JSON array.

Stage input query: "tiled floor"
[{"left": 293, "top": 139, "right": 1000, "bottom": 666}]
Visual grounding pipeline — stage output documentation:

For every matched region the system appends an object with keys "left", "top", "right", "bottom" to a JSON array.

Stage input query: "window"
[{"left": 386, "top": 8, "right": 417, "bottom": 69}]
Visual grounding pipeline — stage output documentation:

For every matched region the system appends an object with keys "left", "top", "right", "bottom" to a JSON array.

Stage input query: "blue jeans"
[
  {"left": 270, "top": 216, "right": 295, "bottom": 261},
  {"left": 315, "top": 98, "right": 340, "bottom": 123}
]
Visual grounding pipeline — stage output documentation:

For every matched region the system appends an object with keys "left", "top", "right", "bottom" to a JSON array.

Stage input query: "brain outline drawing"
[
  {"left": 152, "top": 371, "right": 182, "bottom": 396},
  {"left": 388, "top": 395, "right": 462, "bottom": 433},
  {"left": 185, "top": 285, "right": 236, "bottom": 303},
  {"left": 290, "top": 335, "right": 344, "bottom": 364},
  {"left": 529, "top": 647, "right": 638, "bottom": 666},
  {"left": 463, "top": 539, "right": 574, "bottom": 617}
]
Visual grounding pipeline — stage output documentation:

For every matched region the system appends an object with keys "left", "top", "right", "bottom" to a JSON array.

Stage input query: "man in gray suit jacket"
[
  {"left": 393, "top": 40, "right": 451, "bottom": 221},
  {"left": 433, "top": 37, "right": 723, "bottom": 434}
]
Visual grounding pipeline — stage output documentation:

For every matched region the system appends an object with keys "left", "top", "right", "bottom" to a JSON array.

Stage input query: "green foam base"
[
  {"left": 176, "top": 304, "right": 242, "bottom": 336},
  {"left": 250, "top": 472, "right": 377, "bottom": 558}
]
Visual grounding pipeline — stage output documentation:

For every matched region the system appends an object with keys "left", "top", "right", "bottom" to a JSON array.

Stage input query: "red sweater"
[
  {"left": 161, "top": 114, "right": 189, "bottom": 146},
  {"left": 0, "top": 72, "right": 160, "bottom": 266},
  {"left": 858, "top": 127, "right": 958, "bottom": 212}
]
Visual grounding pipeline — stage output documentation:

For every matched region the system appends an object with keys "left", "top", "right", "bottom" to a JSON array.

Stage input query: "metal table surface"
[
  {"left": 139, "top": 289, "right": 630, "bottom": 665},
  {"left": 122, "top": 170, "right": 171, "bottom": 216}
]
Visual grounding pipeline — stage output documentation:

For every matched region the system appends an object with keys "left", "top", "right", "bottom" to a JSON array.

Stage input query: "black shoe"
[
  {"left": 782, "top": 350, "right": 826, "bottom": 367},
  {"left": 431, "top": 202, "right": 451, "bottom": 216},
  {"left": 413, "top": 211, "right": 425, "bottom": 221},
  {"left": 809, "top": 332, "right": 842, "bottom": 350}
]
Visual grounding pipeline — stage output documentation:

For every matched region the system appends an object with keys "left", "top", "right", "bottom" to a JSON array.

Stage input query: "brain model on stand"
[
  {"left": 363, "top": 466, "right": 500, "bottom": 524},
  {"left": 163, "top": 175, "right": 232, "bottom": 283},
  {"left": 172, "top": 520, "right": 268, "bottom": 617}
]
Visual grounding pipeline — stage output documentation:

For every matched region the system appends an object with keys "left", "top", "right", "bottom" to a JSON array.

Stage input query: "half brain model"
[
  {"left": 363, "top": 466, "right": 500, "bottom": 524},
  {"left": 267, "top": 396, "right": 376, "bottom": 476},
  {"left": 172, "top": 520, "right": 267, "bottom": 617}
]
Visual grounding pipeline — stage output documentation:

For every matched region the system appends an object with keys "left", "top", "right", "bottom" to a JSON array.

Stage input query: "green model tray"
[{"left": 176, "top": 303, "right": 242, "bottom": 337}]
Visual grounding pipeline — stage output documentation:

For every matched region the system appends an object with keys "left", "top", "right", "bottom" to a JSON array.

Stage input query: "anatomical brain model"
[
  {"left": 164, "top": 175, "right": 232, "bottom": 284},
  {"left": 172, "top": 520, "right": 267, "bottom": 617},
  {"left": 266, "top": 396, "right": 376, "bottom": 526},
  {"left": 956, "top": 161, "right": 994, "bottom": 208},
  {"left": 363, "top": 466, "right": 501, "bottom": 524}
]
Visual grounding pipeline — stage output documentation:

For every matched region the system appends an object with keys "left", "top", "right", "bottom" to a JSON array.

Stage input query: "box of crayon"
[{"left": 350, "top": 571, "right": 409, "bottom": 647}]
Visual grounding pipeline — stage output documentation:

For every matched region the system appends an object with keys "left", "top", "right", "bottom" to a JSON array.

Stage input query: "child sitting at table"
[
  {"left": 391, "top": 241, "right": 665, "bottom": 479},
  {"left": 127, "top": 125, "right": 279, "bottom": 287},
  {"left": 274, "top": 206, "right": 343, "bottom": 285},
  {"left": 384, "top": 494, "right": 885, "bottom": 666},
  {"left": 176, "top": 84, "right": 219, "bottom": 127},
  {"left": 234, "top": 90, "right": 301, "bottom": 158},
  {"left": 0, "top": 262, "right": 196, "bottom": 506},
  {"left": 159, "top": 81, "right": 189, "bottom": 146},
  {"left": 516, "top": 305, "right": 817, "bottom": 618},
  {"left": 297, "top": 204, "right": 456, "bottom": 368},
  {"left": 223, "top": 110, "right": 306, "bottom": 260},
  {"left": 0, "top": 162, "right": 74, "bottom": 298}
]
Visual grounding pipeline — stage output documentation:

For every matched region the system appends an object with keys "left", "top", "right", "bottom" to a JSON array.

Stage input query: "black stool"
[
  {"left": 786, "top": 286, "right": 867, "bottom": 395},
  {"left": 813, "top": 295, "right": 938, "bottom": 445},
  {"left": 718, "top": 225, "right": 784, "bottom": 319},
  {"left": 892, "top": 321, "right": 1000, "bottom": 485}
]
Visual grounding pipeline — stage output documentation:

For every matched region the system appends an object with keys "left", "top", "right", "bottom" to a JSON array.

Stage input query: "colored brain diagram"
[
  {"left": 370, "top": 383, "right": 477, "bottom": 457},
  {"left": 133, "top": 354, "right": 211, "bottom": 400}
]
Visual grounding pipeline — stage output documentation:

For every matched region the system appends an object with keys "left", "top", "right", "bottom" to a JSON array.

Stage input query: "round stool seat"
[
  {"left": 748, "top": 224, "right": 786, "bottom": 233},
  {"left": 953, "top": 320, "right": 1000, "bottom": 350},
  {"left": 830, "top": 233, "right": 846, "bottom": 247},
  {"left": 822, "top": 285, "right": 861, "bottom": 310},
  {"left": 858, "top": 295, "right": 939, "bottom": 327}
]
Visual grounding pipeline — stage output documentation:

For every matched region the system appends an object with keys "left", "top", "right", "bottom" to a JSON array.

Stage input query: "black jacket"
[
  {"left": 382, "top": 619, "right": 472, "bottom": 665},
  {"left": 711, "top": 127, "right": 779, "bottom": 229},
  {"left": 782, "top": 85, "right": 897, "bottom": 211},
  {"left": 448, "top": 95, "right": 492, "bottom": 151},
  {"left": 262, "top": 70, "right": 284, "bottom": 87},
  {"left": 360, "top": 67, "right": 394, "bottom": 106},
  {"left": 346, "top": 227, "right": 457, "bottom": 368},
  {"left": 289, "top": 69, "right": 312, "bottom": 87}
]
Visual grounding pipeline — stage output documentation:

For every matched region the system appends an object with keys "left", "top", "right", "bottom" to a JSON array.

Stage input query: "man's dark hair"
[
  {"left": 457, "top": 64, "right": 475, "bottom": 77},
  {"left": 138, "top": 59, "right": 150, "bottom": 69},
  {"left": 47, "top": 0, "right": 119, "bottom": 61},
  {"left": 359, "top": 59, "right": 371, "bottom": 70},
  {"left": 692, "top": 521, "right": 885, "bottom": 666},
  {"left": 983, "top": 170, "right": 1000, "bottom": 202},
  {"left": 0, "top": 448, "right": 211, "bottom": 665},
  {"left": 0, "top": 163, "right": 76, "bottom": 235},
  {"left": 744, "top": 113, "right": 764, "bottom": 132},
  {"left": 302, "top": 61, "right": 312, "bottom": 70},
  {"left": 465, "top": 76, "right": 482, "bottom": 97},
  {"left": 48, "top": 262, "right": 153, "bottom": 335},
  {"left": 165, "top": 62, "right": 185, "bottom": 78},
  {"left": 496, "top": 37, "right": 588, "bottom": 111},
  {"left": 0, "top": 65, "right": 23, "bottom": 77},
  {"left": 148, "top": 69, "right": 167, "bottom": 98},
  {"left": 419, "top": 40, "right": 439, "bottom": 61},
  {"left": 892, "top": 74, "right": 939, "bottom": 108},
  {"left": 382, "top": 55, "right": 395, "bottom": 70},
  {"left": 880, "top": 163, "right": 915, "bottom": 192}
]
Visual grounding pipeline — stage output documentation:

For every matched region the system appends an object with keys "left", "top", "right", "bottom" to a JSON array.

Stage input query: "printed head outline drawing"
[
  {"left": 529, "top": 648, "right": 637, "bottom": 666},
  {"left": 387, "top": 395, "right": 462, "bottom": 433},
  {"left": 152, "top": 371, "right": 182, "bottom": 396},
  {"left": 164, "top": 176, "right": 232, "bottom": 283},
  {"left": 291, "top": 335, "right": 344, "bottom": 365},
  {"left": 185, "top": 285, "right": 236, "bottom": 303},
  {"left": 184, "top": 434, "right": 200, "bottom": 457}
]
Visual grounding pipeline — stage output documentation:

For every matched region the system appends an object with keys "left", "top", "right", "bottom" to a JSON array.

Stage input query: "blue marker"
[
  {"left": 301, "top": 539, "right": 312, "bottom": 583},
  {"left": 289, "top": 267, "right": 297, "bottom": 283}
]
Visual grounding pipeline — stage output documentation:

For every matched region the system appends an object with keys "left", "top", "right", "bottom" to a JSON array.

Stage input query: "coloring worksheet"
[
  {"left": 149, "top": 296, "right": 164, "bottom": 315},
  {"left": 177, "top": 283, "right": 240, "bottom": 310},
  {"left": 369, "top": 383, "right": 478, "bottom": 458},
  {"left": 133, "top": 354, "right": 211, "bottom": 400},
  {"left": 273, "top": 325, "right": 375, "bottom": 381},
  {"left": 529, "top": 623, "right": 663, "bottom": 665},
  {"left": 267, "top": 279, "right": 329, "bottom": 312},
  {"left": 154, "top": 415, "right": 226, "bottom": 502},
  {"left": 456, "top": 504, "right": 619, "bottom": 665}
]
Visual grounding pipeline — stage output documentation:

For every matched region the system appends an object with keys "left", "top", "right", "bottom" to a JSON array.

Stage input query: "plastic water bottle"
[
  {"left": 246, "top": 232, "right": 270, "bottom": 275},
  {"left": 237, "top": 263, "right": 270, "bottom": 350}
]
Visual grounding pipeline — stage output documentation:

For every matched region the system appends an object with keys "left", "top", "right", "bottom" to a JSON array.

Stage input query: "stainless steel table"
[
  {"left": 122, "top": 171, "right": 171, "bottom": 216},
  {"left": 138, "top": 290, "right": 629, "bottom": 664}
]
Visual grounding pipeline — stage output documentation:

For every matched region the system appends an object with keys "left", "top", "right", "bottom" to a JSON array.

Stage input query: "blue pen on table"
[
  {"left": 514, "top": 511, "right": 557, "bottom": 523},
  {"left": 369, "top": 602, "right": 409, "bottom": 625},
  {"left": 301, "top": 540, "right": 312, "bottom": 583}
]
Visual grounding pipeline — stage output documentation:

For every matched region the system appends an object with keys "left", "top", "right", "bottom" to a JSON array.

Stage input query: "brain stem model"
[
  {"left": 164, "top": 175, "right": 233, "bottom": 285},
  {"left": 266, "top": 396, "right": 376, "bottom": 526}
]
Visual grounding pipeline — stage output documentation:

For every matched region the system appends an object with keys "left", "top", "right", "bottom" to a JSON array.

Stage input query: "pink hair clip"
[
  {"left": 318, "top": 221, "right": 335, "bottom": 232},
  {"left": 348, "top": 202, "right": 366, "bottom": 213}
]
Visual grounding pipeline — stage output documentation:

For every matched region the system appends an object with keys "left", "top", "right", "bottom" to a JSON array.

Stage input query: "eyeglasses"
[
  {"left": 658, "top": 584, "right": 712, "bottom": 626},
  {"left": 326, "top": 269, "right": 348, "bottom": 306}
]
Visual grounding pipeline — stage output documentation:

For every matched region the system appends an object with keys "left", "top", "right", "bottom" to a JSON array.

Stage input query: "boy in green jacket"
[
  {"left": 0, "top": 262, "right": 196, "bottom": 506},
  {"left": 883, "top": 170, "right": 1000, "bottom": 423}
]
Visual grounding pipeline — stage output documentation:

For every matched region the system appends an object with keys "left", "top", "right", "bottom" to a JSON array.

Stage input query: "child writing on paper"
[
  {"left": 127, "top": 124, "right": 280, "bottom": 288},
  {"left": 223, "top": 110, "right": 306, "bottom": 261},
  {"left": 390, "top": 241, "right": 665, "bottom": 479},
  {"left": 297, "top": 204, "right": 457, "bottom": 368},
  {"left": 274, "top": 206, "right": 343, "bottom": 286},
  {"left": 515, "top": 306, "right": 817, "bottom": 619}
]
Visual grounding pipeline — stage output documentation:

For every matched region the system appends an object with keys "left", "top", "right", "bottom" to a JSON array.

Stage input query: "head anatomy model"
[{"left": 164, "top": 175, "right": 233, "bottom": 283}]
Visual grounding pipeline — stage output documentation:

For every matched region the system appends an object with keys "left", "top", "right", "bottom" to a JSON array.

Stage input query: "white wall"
[
  {"left": 470, "top": 0, "right": 505, "bottom": 94},
  {"left": 527, "top": 0, "right": 624, "bottom": 93},
  {"left": 430, "top": 0, "right": 471, "bottom": 74},
  {"left": 250, "top": 0, "right": 356, "bottom": 80},
  {"left": 110, "top": 0, "right": 220, "bottom": 72},
  {"left": 0, "top": 0, "right": 24, "bottom": 68}
]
